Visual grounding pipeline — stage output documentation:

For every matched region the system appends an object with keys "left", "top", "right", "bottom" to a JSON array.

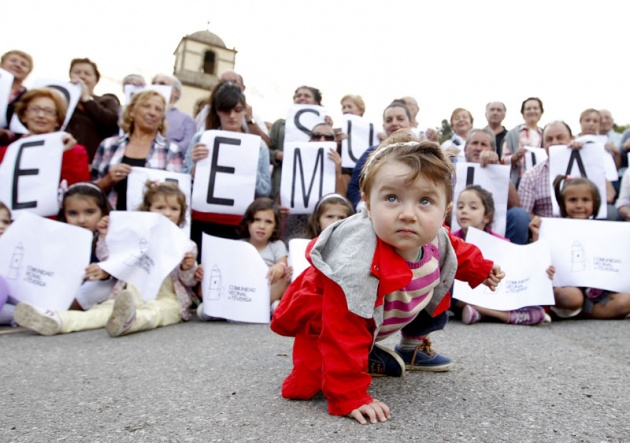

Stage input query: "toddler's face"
[
  {"left": 366, "top": 161, "right": 447, "bottom": 262},
  {"left": 0, "top": 208, "right": 11, "bottom": 236},
  {"left": 456, "top": 190, "right": 490, "bottom": 232},
  {"left": 149, "top": 195, "right": 182, "bottom": 225}
]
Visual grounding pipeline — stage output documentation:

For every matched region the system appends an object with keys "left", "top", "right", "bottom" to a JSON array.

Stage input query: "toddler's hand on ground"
[{"left": 348, "top": 400, "right": 391, "bottom": 424}]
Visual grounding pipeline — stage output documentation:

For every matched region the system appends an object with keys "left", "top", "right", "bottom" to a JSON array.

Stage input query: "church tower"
[{"left": 172, "top": 30, "right": 237, "bottom": 115}]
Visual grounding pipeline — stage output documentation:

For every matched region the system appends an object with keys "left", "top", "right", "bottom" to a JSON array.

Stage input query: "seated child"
[
  {"left": 2, "top": 185, "right": 113, "bottom": 325},
  {"left": 531, "top": 175, "right": 630, "bottom": 319},
  {"left": 15, "top": 181, "right": 200, "bottom": 336},
  {"left": 452, "top": 185, "right": 552, "bottom": 325},
  {"left": 198, "top": 198, "right": 293, "bottom": 320}
]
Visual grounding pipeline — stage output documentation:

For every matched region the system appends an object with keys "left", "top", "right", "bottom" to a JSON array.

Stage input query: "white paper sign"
[
  {"left": 288, "top": 238, "right": 310, "bottom": 282},
  {"left": 191, "top": 130, "right": 261, "bottom": 215},
  {"left": 341, "top": 114, "right": 378, "bottom": 168},
  {"left": 98, "top": 211, "right": 190, "bottom": 301},
  {"left": 126, "top": 167, "right": 192, "bottom": 236},
  {"left": 548, "top": 144, "right": 607, "bottom": 219},
  {"left": 539, "top": 217, "right": 630, "bottom": 293},
  {"left": 201, "top": 234, "right": 270, "bottom": 323},
  {"left": 0, "top": 132, "right": 64, "bottom": 217},
  {"left": 280, "top": 142, "right": 337, "bottom": 214},
  {"left": 0, "top": 212, "right": 92, "bottom": 311},
  {"left": 123, "top": 84, "right": 172, "bottom": 105},
  {"left": 575, "top": 135, "right": 618, "bottom": 181},
  {"left": 9, "top": 80, "right": 82, "bottom": 133},
  {"left": 525, "top": 146, "right": 548, "bottom": 171},
  {"left": 453, "top": 227, "right": 554, "bottom": 310},
  {"left": 451, "top": 162, "right": 510, "bottom": 236},
  {"left": 0, "top": 67, "right": 14, "bottom": 128},
  {"left": 284, "top": 104, "right": 327, "bottom": 145}
]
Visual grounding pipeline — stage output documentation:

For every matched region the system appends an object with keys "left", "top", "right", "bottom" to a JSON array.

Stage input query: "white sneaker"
[
  {"left": 14, "top": 303, "right": 62, "bottom": 336},
  {"left": 106, "top": 290, "right": 136, "bottom": 337}
]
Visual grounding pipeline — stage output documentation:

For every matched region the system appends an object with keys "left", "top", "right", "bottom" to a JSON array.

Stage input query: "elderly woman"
[
  {"left": 0, "top": 87, "right": 90, "bottom": 186},
  {"left": 501, "top": 97, "right": 544, "bottom": 187},
  {"left": 66, "top": 57, "right": 120, "bottom": 162},
  {"left": 186, "top": 81, "right": 271, "bottom": 244},
  {"left": 0, "top": 50, "right": 34, "bottom": 144},
  {"left": 91, "top": 89, "right": 183, "bottom": 209}
]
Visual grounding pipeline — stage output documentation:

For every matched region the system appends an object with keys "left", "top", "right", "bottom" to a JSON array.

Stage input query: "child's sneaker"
[
  {"left": 461, "top": 305, "right": 482, "bottom": 325},
  {"left": 507, "top": 306, "right": 545, "bottom": 325},
  {"left": 106, "top": 290, "right": 136, "bottom": 337},
  {"left": 367, "top": 343, "right": 406, "bottom": 377},
  {"left": 395, "top": 339, "right": 453, "bottom": 372},
  {"left": 14, "top": 303, "right": 61, "bottom": 336}
]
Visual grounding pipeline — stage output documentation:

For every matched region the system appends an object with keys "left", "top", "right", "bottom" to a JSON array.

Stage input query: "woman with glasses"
[
  {"left": 186, "top": 81, "right": 271, "bottom": 246},
  {"left": 0, "top": 87, "right": 90, "bottom": 187}
]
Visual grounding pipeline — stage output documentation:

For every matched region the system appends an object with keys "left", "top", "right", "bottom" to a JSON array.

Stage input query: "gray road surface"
[{"left": 1, "top": 318, "right": 629, "bottom": 442}]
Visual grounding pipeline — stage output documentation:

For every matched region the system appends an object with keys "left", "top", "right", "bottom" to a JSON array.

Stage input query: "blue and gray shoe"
[
  {"left": 395, "top": 339, "right": 453, "bottom": 372},
  {"left": 367, "top": 343, "right": 406, "bottom": 377}
]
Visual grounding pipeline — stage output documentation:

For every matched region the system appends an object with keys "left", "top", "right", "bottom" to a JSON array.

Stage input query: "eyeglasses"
[
  {"left": 27, "top": 106, "right": 57, "bottom": 117},
  {"left": 311, "top": 132, "right": 336, "bottom": 141}
]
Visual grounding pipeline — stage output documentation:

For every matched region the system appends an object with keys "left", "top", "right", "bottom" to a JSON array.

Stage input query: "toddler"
[{"left": 272, "top": 137, "right": 460, "bottom": 424}]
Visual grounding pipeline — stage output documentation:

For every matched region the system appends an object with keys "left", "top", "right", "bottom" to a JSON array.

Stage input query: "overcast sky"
[{"left": 3, "top": 0, "right": 628, "bottom": 134}]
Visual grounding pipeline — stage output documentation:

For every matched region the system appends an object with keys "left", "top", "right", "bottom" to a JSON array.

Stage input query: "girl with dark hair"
[{"left": 197, "top": 198, "right": 291, "bottom": 320}]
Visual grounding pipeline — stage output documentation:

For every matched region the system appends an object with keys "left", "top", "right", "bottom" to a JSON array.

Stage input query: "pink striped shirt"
[{"left": 377, "top": 236, "right": 441, "bottom": 340}]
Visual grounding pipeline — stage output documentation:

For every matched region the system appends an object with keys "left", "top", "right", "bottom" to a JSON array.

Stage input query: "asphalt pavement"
[{"left": 1, "top": 317, "right": 628, "bottom": 442}]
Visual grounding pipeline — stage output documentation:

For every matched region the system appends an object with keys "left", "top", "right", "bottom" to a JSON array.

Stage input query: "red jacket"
[
  {"left": 272, "top": 237, "right": 414, "bottom": 415},
  {"left": 271, "top": 227, "right": 492, "bottom": 416}
]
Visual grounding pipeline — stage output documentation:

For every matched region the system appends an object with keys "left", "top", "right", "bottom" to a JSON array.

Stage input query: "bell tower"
[{"left": 173, "top": 29, "right": 237, "bottom": 115}]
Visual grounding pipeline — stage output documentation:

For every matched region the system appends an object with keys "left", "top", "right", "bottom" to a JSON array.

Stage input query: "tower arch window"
[{"left": 203, "top": 51, "right": 216, "bottom": 74}]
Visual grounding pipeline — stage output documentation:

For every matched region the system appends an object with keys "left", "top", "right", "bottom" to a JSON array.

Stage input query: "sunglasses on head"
[{"left": 311, "top": 132, "right": 335, "bottom": 141}]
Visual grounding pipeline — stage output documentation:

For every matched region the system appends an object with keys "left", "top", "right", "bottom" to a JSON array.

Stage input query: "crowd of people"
[{"left": 1, "top": 48, "right": 630, "bottom": 425}]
